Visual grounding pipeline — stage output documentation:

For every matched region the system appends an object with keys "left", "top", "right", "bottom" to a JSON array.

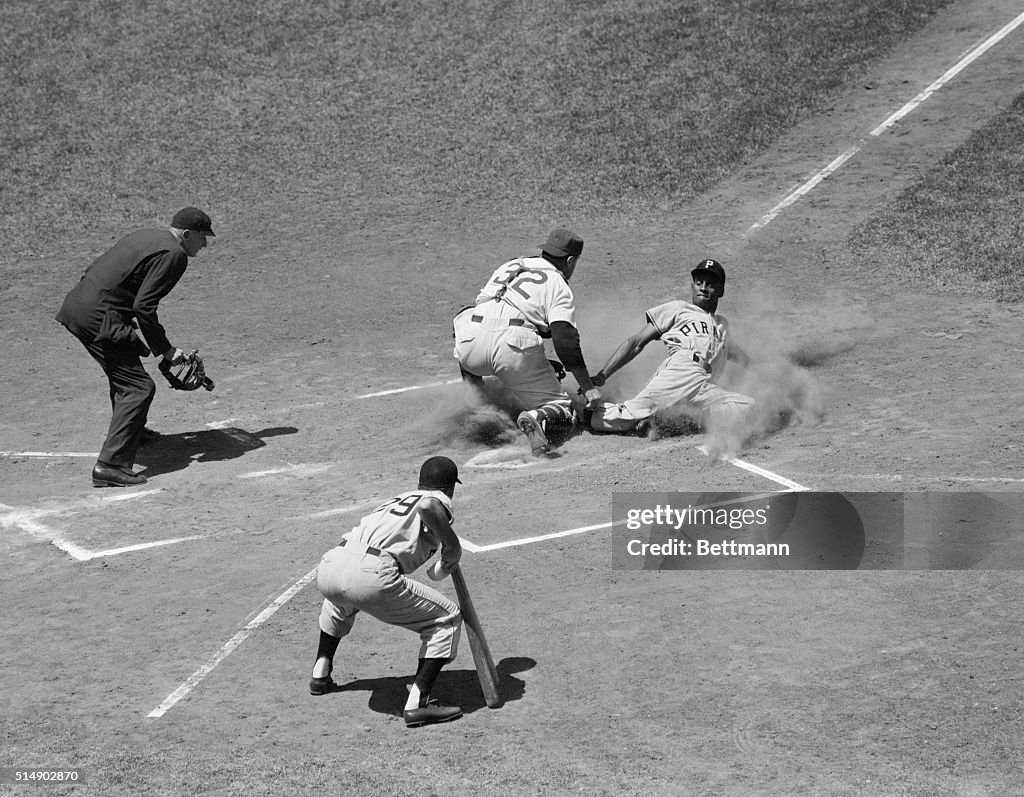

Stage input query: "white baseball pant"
[
  {"left": 317, "top": 545, "right": 462, "bottom": 661},
  {"left": 590, "top": 351, "right": 755, "bottom": 432},
  {"left": 453, "top": 304, "right": 573, "bottom": 416}
]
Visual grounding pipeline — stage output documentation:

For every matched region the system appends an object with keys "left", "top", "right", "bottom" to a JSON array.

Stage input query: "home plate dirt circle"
[{"left": 463, "top": 448, "right": 543, "bottom": 469}]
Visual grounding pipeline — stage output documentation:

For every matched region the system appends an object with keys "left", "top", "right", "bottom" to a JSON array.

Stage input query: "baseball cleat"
[
  {"left": 91, "top": 463, "right": 148, "bottom": 487},
  {"left": 404, "top": 701, "right": 463, "bottom": 728},
  {"left": 517, "top": 410, "right": 549, "bottom": 456}
]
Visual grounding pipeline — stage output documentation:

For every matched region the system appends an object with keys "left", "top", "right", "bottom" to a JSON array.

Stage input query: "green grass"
[
  {"left": 849, "top": 92, "right": 1024, "bottom": 301},
  {"left": 0, "top": 0, "right": 953, "bottom": 263}
]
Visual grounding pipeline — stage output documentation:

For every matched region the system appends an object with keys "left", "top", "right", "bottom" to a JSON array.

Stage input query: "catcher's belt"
[
  {"left": 468, "top": 314, "right": 538, "bottom": 330},
  {"left": 158, "top": 350, "right": 214, "bottom": 391},
  {"left": 467, "top": 314, "right": 545, "bottom": 339}
]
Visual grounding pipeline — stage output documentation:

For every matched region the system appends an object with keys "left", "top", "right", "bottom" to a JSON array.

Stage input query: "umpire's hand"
[{"left": 163, "top": 347, "right": 185, "bottom": 365}]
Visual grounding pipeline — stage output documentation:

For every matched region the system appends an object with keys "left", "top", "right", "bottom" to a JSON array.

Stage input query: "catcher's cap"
[
  {"left": 691, "top": 258, "right": 725, "bottom": 284},
  {"left": 171, "top": 206, "right": 215, "bottom": 237},
  {"left": 419, "top": 456, "right": 462, "bottom": 488},
  {"left": 540, "top": 228, "right": 584, "bottom": 258}
]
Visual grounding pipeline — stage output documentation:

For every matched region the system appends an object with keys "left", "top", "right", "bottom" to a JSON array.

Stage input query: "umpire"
[{"left": 56, "top": 207, "right": 215, "bottom": 487}]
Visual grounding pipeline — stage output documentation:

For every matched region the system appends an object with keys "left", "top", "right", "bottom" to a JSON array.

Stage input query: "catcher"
[
  {"left": 587, "top": 259, "right": 756, "bottom": 452},
  {"left": 309, "top": 456, "right": 466, "bottom": 728},
  {"left": 452, "top": 228, "right": 603, "bottom": 456},
  {"left": 55, "top": 207, "right": 215, "bottom": 487}
]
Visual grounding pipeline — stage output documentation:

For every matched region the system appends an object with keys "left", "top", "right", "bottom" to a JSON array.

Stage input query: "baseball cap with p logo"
[
  {"left": 691, "top": 258, "right": 725, "bottom": 283},
  {"left": 171, "top": 207, "right": 216, "bottom": 236}
]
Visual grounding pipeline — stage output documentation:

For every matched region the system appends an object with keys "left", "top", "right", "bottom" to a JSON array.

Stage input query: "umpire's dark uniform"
[{"left": 56, "top": 209, "right": 212, "bottom": 482}]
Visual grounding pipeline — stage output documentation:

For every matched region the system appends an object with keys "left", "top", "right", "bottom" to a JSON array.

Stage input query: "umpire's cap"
[
  {"left": 692, "top": 258, "right": 725, "bottom": 284},
  {"left": 540, "top": 228, "right": 584, "bottom": 258},
  {"left": 419, "top": 456, "right": 462, "bottom": 489},
  {"left": 171, "top": 206, "right": 216, "bottom": 236}
]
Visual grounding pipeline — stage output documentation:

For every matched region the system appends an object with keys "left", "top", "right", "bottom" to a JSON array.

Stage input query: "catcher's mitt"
[{"left": 158, "top": 350, "right": 215, "bottom": 391}]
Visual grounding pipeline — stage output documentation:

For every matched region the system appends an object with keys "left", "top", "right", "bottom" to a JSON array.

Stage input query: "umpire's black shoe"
[
  {"left": 309, "top": 661, "right": 335, "bottom": 695},
  {"left": 404, "top": 701, "right": 463, "bottom": 728},
  {"left": 92, "top": 462, "right": 148, "bottom": 487},
  {"left": 309, "top": 675, "right": 336, "bottom": 696}
]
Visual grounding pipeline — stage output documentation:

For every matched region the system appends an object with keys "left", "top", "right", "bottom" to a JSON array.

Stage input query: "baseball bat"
[{"left": 450, "top": 564, "right": 503, "bottom": 708}]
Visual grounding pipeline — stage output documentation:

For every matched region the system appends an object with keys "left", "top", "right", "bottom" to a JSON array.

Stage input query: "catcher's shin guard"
[{"left": 533, "top": 402, "right": 578, "bottom": 449}]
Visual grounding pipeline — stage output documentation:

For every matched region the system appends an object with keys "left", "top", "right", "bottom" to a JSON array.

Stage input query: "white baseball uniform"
[
  {"left": 453, "top": 256, "right": 576, "bottom": 415},
  {"left": 317, "top": 489, "right": 462, "bottom": 661},
  {"left": 590, "top": 299, "right": 755, "bottom": 431}
]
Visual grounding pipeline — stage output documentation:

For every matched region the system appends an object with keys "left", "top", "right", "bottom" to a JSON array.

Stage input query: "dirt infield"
[{"left": 2, "top": 1, "right": 1024, "bottom": 795}]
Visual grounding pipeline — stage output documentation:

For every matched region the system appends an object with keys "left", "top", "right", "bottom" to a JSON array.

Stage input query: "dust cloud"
[
  {"left": 412, "top": 292, "right": 866, "bottom": 455},
  {"left": 576, "top": 292, "right": 869, "bottom": 453}
]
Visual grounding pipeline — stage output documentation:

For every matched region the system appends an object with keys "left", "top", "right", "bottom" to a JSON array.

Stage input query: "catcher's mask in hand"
[{"left": 158, "top": 350, "right": 215, "bottom": 391}]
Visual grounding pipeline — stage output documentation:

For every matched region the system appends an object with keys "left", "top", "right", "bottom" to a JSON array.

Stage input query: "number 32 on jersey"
[{"left": 492, "top": 264, "right": 548, "bottom": 300}]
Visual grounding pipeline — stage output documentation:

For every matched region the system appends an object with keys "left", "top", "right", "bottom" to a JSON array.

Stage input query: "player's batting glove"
[{"left": 590, "top": 371, "right": 607, "bottom": 387}]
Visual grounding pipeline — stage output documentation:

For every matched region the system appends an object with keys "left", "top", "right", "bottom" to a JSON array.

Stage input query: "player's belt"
[
  {"left": 469, "top": 314, "right": 530, "bottom": 327},
  {"left": 338, "top": 538, "right": 384, "bottom": 557}
]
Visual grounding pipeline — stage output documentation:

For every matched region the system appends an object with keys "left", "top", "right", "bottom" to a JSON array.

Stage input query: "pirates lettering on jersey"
[
  {"left": 676, "top": 318, "right": 712, "bottom": 337},
  {"left": 647, "top": 299, "right": 729, "bottom": 374}
]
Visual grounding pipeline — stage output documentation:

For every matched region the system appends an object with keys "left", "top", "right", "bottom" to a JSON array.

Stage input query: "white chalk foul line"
[
  {"left": 697, "top": 446, "right": 810, "bottom": 491},
  {"left": 470, "top": 520, "right": 623, "bottom": 552},
  {"left": 84, "top": 536, "right": 204, "bottom": 560},
  {"left": 871, "top": 10, "right": 1024, "bottom": 137},
  {"left": 750, "top": 143, "right": 863, "bottom": 229},
  {"left": 355, "top": 378, "right": 461, "bottom": 399},
  {"left": 0, "top": 451, "right": 100, "bottom": 458},
  {"left": 749, "top": 10, "right": 1024, "bottom": 231},
  {"left": 148, "top": 567, "right": 319, "bottom": 718}
]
